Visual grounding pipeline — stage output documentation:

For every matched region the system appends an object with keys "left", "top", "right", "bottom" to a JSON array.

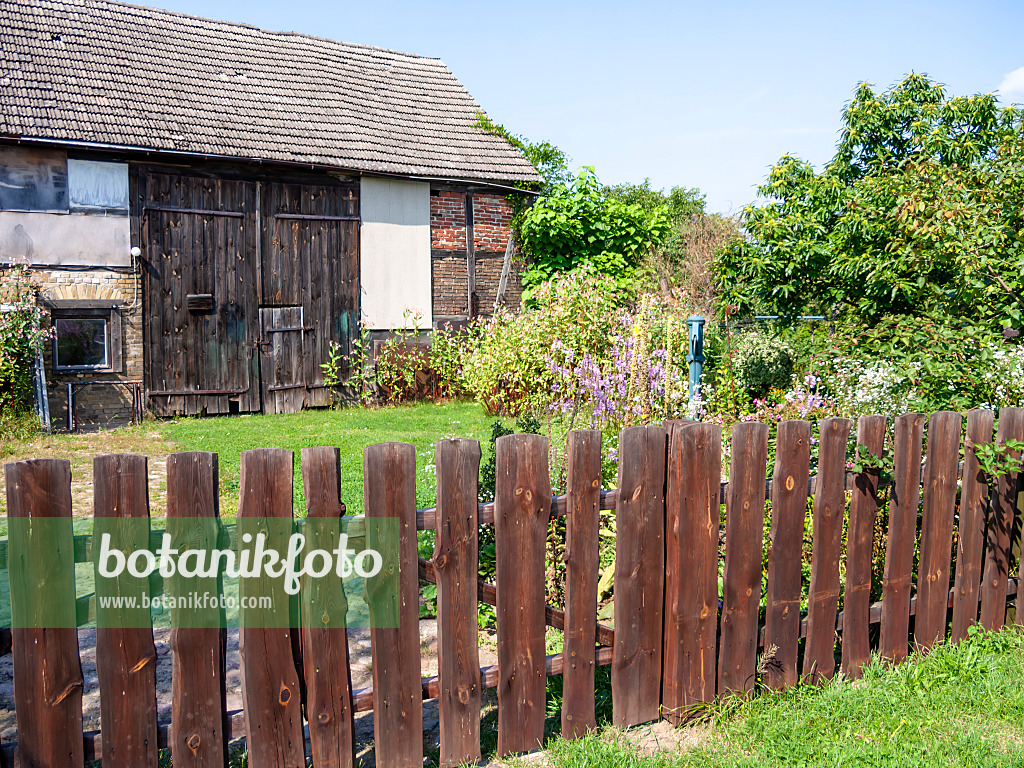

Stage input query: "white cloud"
[{"left": 997, "top": 66, "right": 1024, "bottom": 100}]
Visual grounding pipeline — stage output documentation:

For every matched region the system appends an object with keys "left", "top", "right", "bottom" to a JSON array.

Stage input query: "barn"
[{"left": 0, "top": 0, "right": 539, "bottom": 426}]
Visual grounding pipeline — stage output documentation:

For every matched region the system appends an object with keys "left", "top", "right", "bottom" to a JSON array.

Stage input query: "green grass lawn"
[
  {"left": 544, "top": 627, "right": 1024, "bottom": 768},
  {"left": 157, "top": 400, "right": 496, "bottom": 517}
]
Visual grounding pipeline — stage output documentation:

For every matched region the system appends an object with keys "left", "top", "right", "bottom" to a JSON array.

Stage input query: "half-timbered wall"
[{"left": 429, "top": 190, "right": 522, "bottom": 318}]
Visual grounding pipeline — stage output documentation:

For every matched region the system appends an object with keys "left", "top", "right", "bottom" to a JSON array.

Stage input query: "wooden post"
[
  {"left": 915, "top": 411, "right": 963, "bottom": 649},
  {"left": 663, "top": 422, "right": 721, "bottom": 720},
  {"left": 167, "top": 451, "right": 228, "bottom": 768},
  {"left": 93, "top": 454, "right": 159, "bottom": 768},
  {"left": 238, "top": 448, "right": 306, "bottom": 768},
  {"left": 802, "top": 417, "right": 852, "bottom": 684},
  {"left": 613, "top": 424, "right": 667, "bottom": 725},
  {"left": 434, "top": 439, "right": 482, "bottom": 766},
  {"left": 879, "top": 413, "right": 926, "bottom": 663},
  {"left": 841, "top": 415, "right": 885, "bottom": 678},
  {"left": 300, "top": 447, "right": 356, "bottom": 768},
  {"left": 495, "top": 433, "right": 550, "bottom": 756},
  {"left": 5, "top": 458, "right": 85, "bottom": 768},
  {"left": 719, "top": 422, "right": 769, "bottom": 695},
  {"left": 763, "top": 419, "right": 811, "bottom": 689},
  {"left": 465, "top": 192, "right": 476, "bottom": 318},
  {"left": 561, "top": 430, "right": 601, "bottom": 738},
  {"left": 364, "top": 443, "right": 423, "bottom": 768},
  {"left": 951, "top": 409, "right": 994, "bottom": 642},
  {"left": 980, "top": 407, "right": 1024, "bottom": 630}
]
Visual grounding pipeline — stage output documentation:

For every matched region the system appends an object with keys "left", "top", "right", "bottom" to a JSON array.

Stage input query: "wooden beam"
[{"left": 465, "top": 192, "right": 476, "bottom": 318}]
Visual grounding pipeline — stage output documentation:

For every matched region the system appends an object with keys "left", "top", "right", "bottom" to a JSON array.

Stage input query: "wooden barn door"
[
  {"left": 259, "top": 306, "right": 307, "bottom": 414},
  {"left": 140, "top": 173, "right": 261, "bottom": 416},
  {"left": 261, "top": 182, "right": 359, "bottom": 412}
]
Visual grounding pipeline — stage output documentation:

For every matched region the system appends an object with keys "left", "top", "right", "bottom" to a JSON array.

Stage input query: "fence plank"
[
  {"left": 951, "top": 409, "right": 994, "bottom": 642},
  {"left": 166, "top": 452, "right": 228, "bottom": 768},
  {"left": 5, "top": 458, "right": 85, "bottom": 768},
  {"left": 93, "top": 454, "right": 159, "bottom": 768},
  {"left": 764, "top": 420, "right": 811, "bottom": 689},
  {"left": 980, "top": 407, "right": 1024, "bottom": 630},
  {"left": 434, "top": 439, "right": 482, "bottom": 766},
  {"left": 364, "top": 443, "right": 423, "bottom": 768},
  {"left": 879, "top": 413, "right": 926, "bottom": 663},
  {"left": 719, "top": 422, "right": 769, "bottom": 695},
  {"left": 802, "top": 417, "right": 853, "bottom": 684},
  {"left": 915, "top": 411, "right": 964, "bottom": 649},
  {"left": 613, "top": 424, "right": 667, "bottom": 725},
  {"left": 841, "top": 416, "right": 886, "bottom": 678},
  {"left": 663, "top": 422, "right": 722, "bottom": 721},
  {"left": 561, "top": 430, "right": 601, "bottom": 739},
  {"left": 299, "top": 447, "right": 355, "bottom": 768},
  {"left": 495, "top": 433, "right": 550, "bottom": 755},
  {"left": 238, "top": 448, "right": 306, "bottom": 768}
]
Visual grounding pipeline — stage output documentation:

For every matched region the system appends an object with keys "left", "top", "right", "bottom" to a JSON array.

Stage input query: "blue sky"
[{"left": 147, "top": 0, "right": 1024, "bottom": 213}]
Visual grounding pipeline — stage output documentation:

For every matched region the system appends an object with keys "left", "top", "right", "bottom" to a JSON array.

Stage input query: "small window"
[
  {"left": 0, "top": 146, "right": 68, "bottom": 212},
  {"left": 49, "top": 302, "right": 122, "bottom": 372},
  {"left": 68, "top": 159, "right": 129, "bottom": 211},
  {"left": 55, "top": 315, "right": 108, "bottom": 368}
]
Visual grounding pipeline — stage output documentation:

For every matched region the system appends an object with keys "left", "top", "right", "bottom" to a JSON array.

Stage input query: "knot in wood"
[
  {"left": 317, "top": 712, "right": 331, "bottom": 724},
  {"left": 435, "top": 553, "right": 448, "bottom": 569},
  {"left": 785, "top": 476, "right": 794, "bottom": 491},
  {"left": 187, "top": 733, "right": 201, "bottom": 753},
  {"left": 279, "top": 684, "right": 291, "bottom": 705},
  {"left": 591, "top": 478, "right": 600, "bottom": 488}
]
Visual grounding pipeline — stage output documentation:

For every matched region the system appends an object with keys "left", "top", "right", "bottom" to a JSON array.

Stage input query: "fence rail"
[{"left": 2, "top": 407, "right": 1024, "bottom": 767}]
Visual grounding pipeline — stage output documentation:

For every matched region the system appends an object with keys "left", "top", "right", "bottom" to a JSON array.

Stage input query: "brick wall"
[
  {"left": 431, "top": 254, "right": 469, "bottom": 316},
  {"left": 34, "top": 268, "right": 144, "bottom": 429},
  {"left": 431, "top": 191, "right": 467, "bottom": 250},
  {"left": 471, "top": 194, "right": 515, "bottom": 251},
  {"left": 430, "top": 190, "right": 522, "bottom": 318}
]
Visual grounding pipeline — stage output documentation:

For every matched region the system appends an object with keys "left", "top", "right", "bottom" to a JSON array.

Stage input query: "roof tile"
[{"left": 0, "top": 0, "right": 540, "bottom": 184}]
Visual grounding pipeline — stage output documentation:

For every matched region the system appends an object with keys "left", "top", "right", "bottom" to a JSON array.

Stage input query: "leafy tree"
[
  {"left": 717, "top": 74, "right": 1024, "bottom": 330},
  {"left": 473, "top": 112, "right": 572, "bottom": 192},
  {"left": 475, "top": 116, "right": 697, "bottom": 300},
  {"left": 603, "top": 178, "right": 705, "bottom": 222},
  {"left": 517, "top": 168, "right": 670, "bottom": 297}
]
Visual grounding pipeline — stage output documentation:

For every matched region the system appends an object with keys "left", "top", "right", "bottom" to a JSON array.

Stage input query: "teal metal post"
[{"left": 687, "top": 316, "right": 705, "bottom": 402}]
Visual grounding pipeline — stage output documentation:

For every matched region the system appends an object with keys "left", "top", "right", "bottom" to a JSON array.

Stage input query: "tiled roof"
[{"left": 0, "top": 0, "right": 541, "bottom": 184}]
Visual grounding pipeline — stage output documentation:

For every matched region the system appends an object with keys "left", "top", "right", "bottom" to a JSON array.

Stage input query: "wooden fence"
[{"left": 2, "top": 408, "right": 1024, "bottom": 767}]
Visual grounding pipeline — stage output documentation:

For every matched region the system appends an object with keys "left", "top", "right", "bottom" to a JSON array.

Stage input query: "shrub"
[
  {"left": 819, "top": 315, "right": 1021, "bottom": 415},
  {"left": 733, "top": 332, "right": 794, "bottom": 400},
  {"left": 0, "top": 264, "right": 50, "bottom": 421},
  {"left": 517, "top": 168, "right": 670, "bottom": 298},
  {"left": 460, "top": 269, "right": 626, "bottom": 415}
]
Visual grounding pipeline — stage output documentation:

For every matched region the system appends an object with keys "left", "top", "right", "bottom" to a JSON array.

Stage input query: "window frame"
[{"left": 48, "top": 300, "right": 123, "bottom": 373}]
